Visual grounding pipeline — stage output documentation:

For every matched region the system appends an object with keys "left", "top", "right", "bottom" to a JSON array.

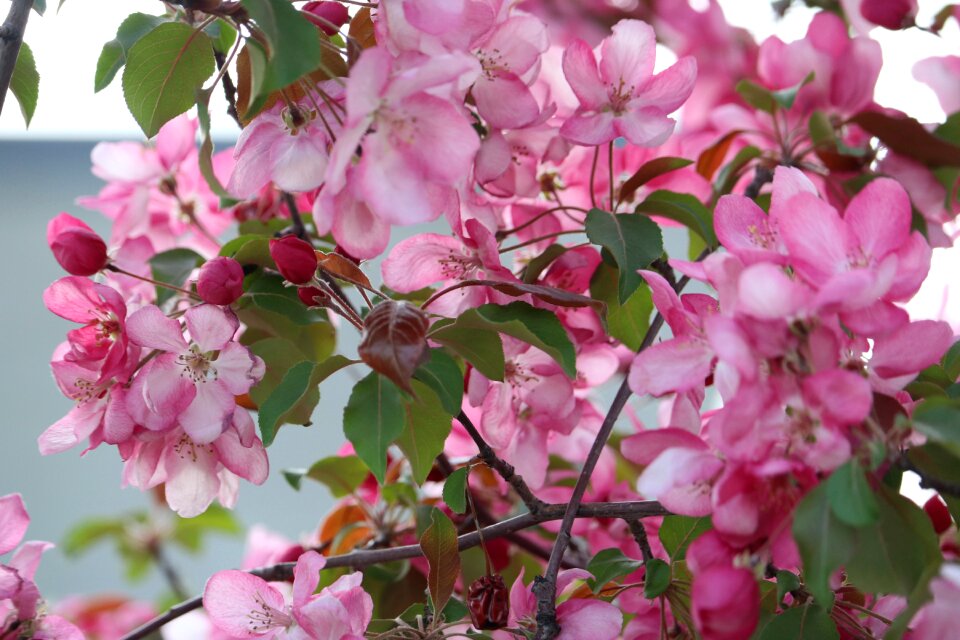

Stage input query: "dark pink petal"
[
  {"left": 562, "top": 39, "right": 606, "bottom": 110},
  {"left": 803, "top": 369, "right": 872, "bottom": 425},
  {"left": 870, "top": 320, "right": 954, "bottom": 378},
  {"left": 0, "top": 493, "right": 29, "bottom": 555},
  {"left": 103, "top": 388, "right": 135, "bottom": 445},
  {"left": 185, "top": 305, "right": 239, "bottom": 353},
  {"left": 137, "top": 355, "right": 197, "bottom": 425},
  {"left": 621, "top": 428, "right": 708, "bottom": 466},
  {"left": 43, "top": 276, "right": 108, "bottom": 324},
  {"left": 474, "top": 73, "right": 540, "bottom": 130},
  {"left": 844, "top": 178, "right": 912, "bottom": 260},
  {"left": 768, "top": 166, "right": 817, "bottom": 222},
  {"left": 692, "top": 566, "right": 759, "bottom": 640},
  {"left": 831, "top": 37, "right": 882, "bottom": 112},
  {"left": 203, "top": 570, "right": 288, "bottom": 638},
  {"left": 714, "top": 195, "right": 783, "bottom": 263},
  {"left": 561, "top": 111, "right": 617, "bottom": 146},
  {"left": 629, "top": 338, "right": 713, "bottom": 397},
  {"left": 127, "top": 305, "right": 189, "bottom": 353},
  {"left": 599, "top": 19, "right": 656, "bottom": 90},
  {"left": 481, "top": 382, "right": 517, "bottom": 449},
  {"left": 635, "top": 56, "right": 697, "bottom": 113},
  {"left": 214, "top": 428, "right": 268, "bottom": 485},
  {"left": 888, "top": 231, "right": 932, "bottom": 300},
  {"left": 840, "top": 300, "right": 909, "bottom": 337},
  {"left": 556, "top": 598, "right": 623, "bottom": 640},
  {"left": 774, "top": 192, "right": 848, "bottom": 284}
]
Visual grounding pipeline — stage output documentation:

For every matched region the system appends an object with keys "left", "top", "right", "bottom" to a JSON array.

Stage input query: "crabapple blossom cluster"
[{"left": 15, "top": 0, "right": 960, "bottom": 638}]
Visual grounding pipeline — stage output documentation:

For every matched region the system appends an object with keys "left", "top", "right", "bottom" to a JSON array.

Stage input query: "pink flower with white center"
[
  {"left": 560, "top": 19, "right": 697, "bottom": 147},
  {"left": 122, "top": 407, "right": 268, "bottom": 517},
  {"left": 495, "top": 568, "right": 622, "bottom": 640},
  {"left": 43, "top": 276, "right": 130, "bottom": 379},
  {"left": 318, "top": 48, "right": 480, "bottom": 256},
  {"left": 382, "top": 219, "right": 514, "bottom": 317},
  {"left": 203, "top": 550, "right": 372, "bottom": 639},
  {"left": 0, "top": 494, "right": 84, "bottom": 640},
  {"left": 229, "top": 86, "right": 343, "bottom": 199},
  {"left": 125, "top": 304, "right": 264, "bottom": 443}
]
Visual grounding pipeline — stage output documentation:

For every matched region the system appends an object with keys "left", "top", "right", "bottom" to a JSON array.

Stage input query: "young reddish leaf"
[
  {"left": 696, "top": 130, "right": 741, "bottom": 180},
  {"left": 358, "top": 301, "right": 430, "bottom": 394},
  {"left": 349, "top": 7, "right": 377, "bottom": 49},
  {"left": 618, "top": 157, "right": 693, "bottom": 204},
  {"left": 420, "top": 508, "right": 461, "bottom": 615},
  {"left": 850, "top": 111, "right": 960, "bottom": 167},
  {"left": 316, "top": 250, "right": 373, "bottom": 290},
  {"left": 448, "top": 279, "right": 605, "bottom": 312}
]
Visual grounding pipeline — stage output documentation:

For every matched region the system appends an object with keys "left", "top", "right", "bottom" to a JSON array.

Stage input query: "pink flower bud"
[
  {"left": 692, "top": 567, "right": 760, "bottom": 640},
  {"left": 302, "top": 1, "right": 350, "bottom": 35},
  {"left": 297, "top": 286, "right": 329, "bottom": 307},
  {"left": 269, "top": 236, "right": 318, "bottom": 284},
  {"left": 197, "top": 257, "right": 245, "bottom": 305},
  {"left": 46, "top": 213, "right": 109, "bottom": 276},
  {"left": 860, "top": 0, "right": 917, "bottom": 29}
]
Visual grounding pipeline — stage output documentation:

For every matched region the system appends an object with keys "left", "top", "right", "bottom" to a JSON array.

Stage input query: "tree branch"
[
  {"left": 457, "top": 411, "right": 547, "bottom": 514},
  {"left": 0, "top": 0, "right": 31, "bottom": 119},
  {"left": 213, "top": 50, "right": 241, "bottom": 128},
  {"left": 119, "top": 500, "right": 668, "bottom": 640}
]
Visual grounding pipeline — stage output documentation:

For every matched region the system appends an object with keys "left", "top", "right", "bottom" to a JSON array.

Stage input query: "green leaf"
[
  {"left": 285, "top": 454, "right": 370, "bottom": 495},
  {"left": 715, "top": 146, "right": 763, "bottom": 195},
  {"left": 420, "top": 508, "right": 461, "bottom": 615},
  {"left": 776, "top": 570, "right": 801, "bottom": 607},
  {"left": 586, "top": 548, "right": 643, "bottom": 593},
  {"left": 618, "top": 157, "right": 694, "bottom": 204},
  {"left": 171, "top": 505, "right": 241, "bottom": 551},
  {"left": 396, "top": 382, "right": 453, "bottom": 485},
  {"left": 343, "top": 373, "right": 407, "bottom": 484},
  {"left": 205, "top": 19, "right": 238, "bottom": 54},
  {"left": 907, "top": 443, "right": 960, "bottom": 522},
  {"left": 589, "top": 262, "right": 652, "bottom": 351},
  {"left": 826, "top": 459, "right": 879, "bottom": 527},
  {"left": 258, "top": 360, "right": 316, "bottom": 446},
  {"left": 522, "top": 244, "right": 567, "bottom": 284},
  {"left": 736, "top": 79, "right": 776, "bottom": 114},
  {"left": 122, "top": 22, "right": 215, "bottom": 138},
  {"left": 658, "top": 516, "right": 712, "bottom": 561},
  {"left": 846, "top": 483, "right": 941, "bottom": 596},
  {"left": 63, "top": 517, "right": 125, "bottom": 556},
  {"left": 756, "top": 602, "right": 839, "bottom": 640},
  {"left": 792, "top": 482, "right": 855, "bottom": 605},
  {"left": 585, "top": 208, "right": 663, "bottom": 303},
  {"left": 443, "top": 467, "right": 469, "bottom": 514},
  {"left": 635, "top": 189, "right": 717, "bottom": 249},
  {"left": 240, "top": 0, "right": 322, "bottom": 99},
  {"left": 643, "top": 558, "right": 671, "bottom": 599},
  {"left": 413, "top": 349, "right": 464, "bottom": 416},
  {"left": 9, "top": 42, "right": 38, "bottom": 127},
  {"left": 149, "top": 248, "right": 203, "bottom": 305},
  {"left": 912, "top": 397, "right": 960, "bottom": 449},
  {"left": 427, "top": 324, "right": 504, "bottom": 381},
  {"left": 95, "top": 13, "right": 167, "bottom": 92},
  {"left": 32, "top": 0, "right": 45, "bottom": 15},
  {"left": 771, "top": 71, "right": 815, "bottom": 110},
  {"left": 195, "top": 86, "right": 232, "bottom": 198},
  {"left": 429, "top": 301, "right": 577, "bottom": 379}
]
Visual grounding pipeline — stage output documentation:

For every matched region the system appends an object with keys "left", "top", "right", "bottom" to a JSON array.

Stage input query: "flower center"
[
  {"left": 607, "top": 78, "right": 636, "bottom": 113},
  {"left": 177, "top": 346, "right": 218, "bottom": 383},
  {"left": 246, "top": 592, "right": 295, "bottom": 633},
  {"left": 173, "top": 434, "right": 214, "bottom": 462}
]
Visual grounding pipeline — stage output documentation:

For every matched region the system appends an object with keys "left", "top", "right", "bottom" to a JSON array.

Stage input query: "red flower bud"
[
  {"left": 297, "top": 286, "right": 330, "bottom": 307},
  {"left": 47, "top": 213, "right": 109, "bottom": 276},
  {"left": 467, "top": 575, "right": 509, "bottom": 630},
  {"left": 860, "top": 0, "right": 917, "bottom": 29},
  {"left": 269, "top": 236, "right": 318, "bottom": 284},
  {"left": 197, "top": 257, "right": 245, "bottom": 305},
  {"left": 303, "top": 1, "right": 350, "bottom": 35},
  {"left": 924, "top": 495, "right": 952, "bottom": 535}
]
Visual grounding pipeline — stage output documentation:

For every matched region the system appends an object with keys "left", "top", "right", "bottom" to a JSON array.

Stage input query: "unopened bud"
[
  {"left": 269, "top": 236, "right": 318, "bottom": 284},
  {"left": 47, "top": 213, "right": 109, "bottom": 276},
  {"left": 197, "top": 257, "right": 245, "bottom": 305}
]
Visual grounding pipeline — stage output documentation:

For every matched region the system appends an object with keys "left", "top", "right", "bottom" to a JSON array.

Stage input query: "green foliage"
[
  {"left": 9, "top": 42, "right": 39, "bottom": 127},
  {"left": 585, "top": 208, "right": 664, "bottom": 302},
  {"left": 585, "top": 548, "right": 643, "bottom": 593},
  {"left": 911, "top": 397, "right": 960, "bottom": 452},
  {"left": 755, "top": 602, "right": 839, "bottom": 640},
  {"left": 643, "top": 558, "right": 671, "bottom": 599},
  {"left": 826, "top": 459, "right": 880, "bottom": 527},
  {"left": 149, "top": 248, "right": 203, "bottom": 305},
  {"left": 240, "top": 0, "right": 322, "bottom": 103},
  {"left": 634, "top": 189, "right": 717, "bottom": 248},
  {"left": 618, "top": 157, "right": 694, "bottom": 204},
  {"left": 420, "top": 508, "right": 461, "bottom": 615},
  {"left": 658, "top": 515, "right": 712, "bottom": 561},
  {"left": 590, "top": 262, "right": 653, "bottom": 351},
  {"left": 443, "top": 467, "right": 469, "bottom": 514},
  {"left": 95, "top": 13, "right": 167, "bottom": 92},
  {"left": 792, "top": 481, "right": 855, "bottom": 605},
  {"left": 413, "top": 349, "right": 464, "bottom": 416},
  {"left": 396, "top": 382, "right": 453, "bottom": 484},
  {"left": 283, "top": 454, "right": 369, "bottom": 495},
  {"left": 343, "top": 372, "right": 407, "bottom": 484},
  {"left": 735, "top": 72, "right": 814, "bottom": 115},
  {"left": 122, "top": 22, "right": 215, "bottom": 137}
]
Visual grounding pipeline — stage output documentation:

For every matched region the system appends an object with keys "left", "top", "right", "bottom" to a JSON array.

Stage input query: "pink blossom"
[
  {"left": 197, "top": 257, "right": 245, "bottom": 306},
  {"left": 910, "top": 563, "right": 960, "bottom": 638},
  {"left": 560, "top": 19, "right": 696, "bottom": 146},
  {"left": 914, "top": 56, "right": 960, "bottom": 116},
  {"left": 47, "top": 213, "right": 109, "bottom": 276},
  {"left": 859, "top": 0, "right": 918, "bottom": 29},
  {"left": 125, "top": 304, "right": 264, "bottom": 443},
  {"left": 691, "top": 566, "right": 759, "bottom": 640},
  {"left": 203, "top": 550, "right": 372, "bottom": 639}
]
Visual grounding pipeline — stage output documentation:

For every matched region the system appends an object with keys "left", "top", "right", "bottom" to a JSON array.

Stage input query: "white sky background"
[
  {"left": 0, "top": 0, "right": 956, "bottom": 138},
  {"left": 0, "top": 0, "right": 953, "bottom": 503}
]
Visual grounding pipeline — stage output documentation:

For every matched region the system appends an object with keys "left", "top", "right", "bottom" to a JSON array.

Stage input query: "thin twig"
[
  {"left": 0, "top": 0, "right": 31, "bottom": 119},
  {"left": 119, "top": 500, "right": 668, "bottom": 640},
  {"left": 213, "top": 48, "right": 241, "bottom": 128},
  {"left": 457, "top": 411, "right": 546, "bottom": 514},
  {"left": 627, "top": 519, "right": 653, "bottom": 564},
  {"left": 281, "top": 192, "right": 308, "bottom": 240},
  {"left": 147, "top": 542, "right": 189, "bottom": 601}
]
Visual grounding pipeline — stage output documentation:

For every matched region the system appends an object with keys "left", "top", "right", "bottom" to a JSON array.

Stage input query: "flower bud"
[
  {"left": 197, "top": 257, "right": 245, "bottom": 305},
  {"left": 297, "top": 286, "right": 330, "bottom": 307},
  {"left": 860, "top": 0, "right": 917, "bottom": 29},
  {"left": 924, "top": 495, "right": 952, "bottom": 535},
  {"left": 269, "top": 236, "right": 318, "bottom": 284},
  {"left": 303, "top": 1, "right": 350, "bottom": 35},
  {"left": 47, "top": 213, "right": 109, "bottom": 276},
  {"left": 467, "top": 575, "right": 509, "bottom": 630}
]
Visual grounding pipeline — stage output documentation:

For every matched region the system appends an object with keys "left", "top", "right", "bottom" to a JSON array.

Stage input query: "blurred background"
[{"left": 0, "top": 0, "right": 954, "bottom": 607}]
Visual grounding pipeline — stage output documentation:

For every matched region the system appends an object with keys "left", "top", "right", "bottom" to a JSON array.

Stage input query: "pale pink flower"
[
  {"left": 203, "top": 550, "right": 372, "bottom": 639},
  {"left": 560, "top": 19, "right": 696, "bottom": 146},
  {"left": 125, "top": 304, "right": 264, "bottom": 443},
  {"left": 914, "top": 56, "right": 960, "bottom": 116}
]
